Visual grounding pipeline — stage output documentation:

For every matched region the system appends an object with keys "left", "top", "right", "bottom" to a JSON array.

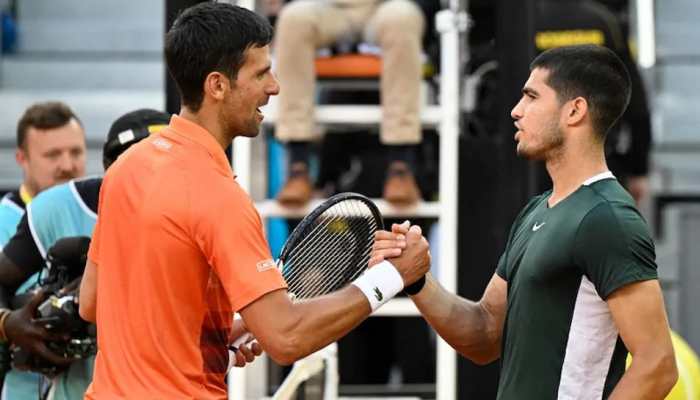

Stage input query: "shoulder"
[
  {"left": 575, "top": 181, "right": 653, "bottom": 253},
  {"left": 29, "top": 178, "right": 100, "bottom": 223},
  {"left": 71, "top": 176, "right": 102, "bottom": 213},
  {"left": 197, "top": 176, "right": 256, "bottom": 216},
  {"left": 0, "top": 190, "right": 24, "bottom": 216},
  {"left": 29, "top": 182, "right": 74, "bottom": 211}
]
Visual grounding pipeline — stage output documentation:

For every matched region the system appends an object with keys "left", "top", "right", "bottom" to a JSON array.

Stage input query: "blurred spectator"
[
  {"left": 0, "top": 101, "right": 86, "bottom": 246},
  {"left": 274, "top": 0, "right": 426, "bottom": 206},
  {"left": 535, "top": 0, "right": 653, "bottom": 204},
  {"left": 0, "top": 101, "right": 85, "bottom": 394},
  {"left": 0, "top": 109, "right": 169, "bottom": 400}
]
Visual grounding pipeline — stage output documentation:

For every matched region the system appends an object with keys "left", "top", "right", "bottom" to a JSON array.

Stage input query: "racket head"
[{"left": 278, "top": 192, "right": 383, "bottom": 300}]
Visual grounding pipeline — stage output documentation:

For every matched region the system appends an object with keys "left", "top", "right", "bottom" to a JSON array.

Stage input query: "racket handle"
[
  {"left": 229, "top": 332, "right": 253, "bottom": 352},
  {"left": 403, "top": 275, "right": 426, "bottom": 295},
  {"left": 227, "top": 332, "right": 256, "bottom": 372}
]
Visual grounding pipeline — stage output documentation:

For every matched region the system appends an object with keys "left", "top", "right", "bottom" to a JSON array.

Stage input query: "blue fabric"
[
  {"left": 267, "top": 136, "right": 288, "bottom": 259},
  {"left": 15, "top": 180, "right": 97, "bottom": 295},
  {"left": 2, "top": 370, "right": 42, "bottom": 400},
  {"left": 4, "top": 179, "right": 98, "bottom": 400},
  {"left": 0, "top": 194, "right": 23, "bottom": 247}
]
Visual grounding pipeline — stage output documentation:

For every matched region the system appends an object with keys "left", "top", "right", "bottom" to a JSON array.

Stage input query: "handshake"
[{"left": 369, "top": 220, "right": 432, "bottom": 295}]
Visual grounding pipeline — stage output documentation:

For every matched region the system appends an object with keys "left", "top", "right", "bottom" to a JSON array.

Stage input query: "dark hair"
[
  {"left": 17, "top": 101, "right": 82, "bottom": 149},
  {"left": 164, "top": 2, "right": 273, "bottom": 112},
  {"left": 530, "top": 44, "right": 631, "bottom": 139}
]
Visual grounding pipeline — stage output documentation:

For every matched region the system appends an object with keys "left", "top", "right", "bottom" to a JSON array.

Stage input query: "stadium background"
[{"left": 0, "top": 0, "right": 698, "bottom": 398}]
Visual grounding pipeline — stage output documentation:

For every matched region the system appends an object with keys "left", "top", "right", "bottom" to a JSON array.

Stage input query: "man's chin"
[
  {"left": 516, "top": 146, "right": 544, "bottom": 161},
  {"left": 53, "top": 176, "right": 76, "bottom": 185}
]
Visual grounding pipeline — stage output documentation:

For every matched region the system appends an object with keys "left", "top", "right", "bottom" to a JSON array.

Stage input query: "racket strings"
[
  {"left": 294, "top": 216, "right": 378, "bottom": 297},
  {"left": 290, "top": 216, "right": 375, "bottom": 299},
  {"left": 282, "top": 200, "right": 361, "bottom": 263},
  {"left": 283, "top": 200, "right": 369, "bottom": 276},
  {"left": 285, "top": 215, "right": 373, "bottom": 298},
  {"left": 283, "top": 200, "right": 378, "bottom": 299},
  {"left": 295, "top": 233, "right": 374, "bottom": 299}
]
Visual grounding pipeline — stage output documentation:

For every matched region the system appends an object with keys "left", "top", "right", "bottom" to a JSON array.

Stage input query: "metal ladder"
[{"left": 229, "top": 5, "right": 467, "bottom": 399}]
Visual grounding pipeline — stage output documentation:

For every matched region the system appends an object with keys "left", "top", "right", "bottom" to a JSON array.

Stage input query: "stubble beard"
[{"left": 517, "top": 118, "right": 563, "bottom": 161}]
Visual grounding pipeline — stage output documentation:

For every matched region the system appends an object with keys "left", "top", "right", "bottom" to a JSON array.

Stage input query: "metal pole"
[{"left": 436, "top": 7, "right": 467, "bottom": 400}]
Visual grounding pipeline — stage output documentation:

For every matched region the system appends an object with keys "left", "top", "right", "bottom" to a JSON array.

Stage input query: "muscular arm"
[
  {"left": 0, "top": 251, "right": 33, "bottom": 308},
  {"left": 0, "top": 213, "right": 49, "bottom": 308},
  {"left": 241, "top": 225, "right": 431, "bottom": 366},
  {"left": 411, "top": 272, "right": 507, "bottom": 365},
  {"left": 0, "top": 251, "right": 29, "bottom": 290},
  {"left": 240, "top": 285, "right": 371, "bottom": 365},
  {"left": 608, "top": 280, "right": 677, "bottom": 399}
]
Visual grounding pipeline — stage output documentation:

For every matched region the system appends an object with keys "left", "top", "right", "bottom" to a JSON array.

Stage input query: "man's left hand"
[{"left": 229, "top": 318, "right": 263, "bottom": 368}]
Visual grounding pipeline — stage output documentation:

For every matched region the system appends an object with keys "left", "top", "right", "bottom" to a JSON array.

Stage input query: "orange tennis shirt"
[{"left": 85, "top": 115, "right": 286, "bottom": 399}]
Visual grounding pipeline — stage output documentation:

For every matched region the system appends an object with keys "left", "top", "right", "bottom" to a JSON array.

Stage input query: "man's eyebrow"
[
  {"left": 522, "top": 87, "right": 539, "bottom": 97},
  {"left": 257, "top": 64, "right": 272, "bottom": 75}
]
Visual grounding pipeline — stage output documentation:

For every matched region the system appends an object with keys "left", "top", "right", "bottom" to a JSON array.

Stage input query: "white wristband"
[{"left": 352, "top": 260, "right": 404, "bottom": 312}]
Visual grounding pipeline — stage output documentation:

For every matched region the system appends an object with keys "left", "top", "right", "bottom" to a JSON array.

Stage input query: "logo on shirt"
[
  {"left": 532, "top": 222, "right": 546, "bottom": 232},
  {"left": 152, "top": 137, "right": 172, "bottom": 151},
  {"left": 256, "top": 259, "right": 276, "bottom": 272},
  {"left": 373, "top": 287, "right": 383, "bottom": 302}
]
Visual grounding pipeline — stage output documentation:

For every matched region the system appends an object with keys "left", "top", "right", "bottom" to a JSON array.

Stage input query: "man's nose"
[
  {"left": 511, "top": 100, "right": 523, "bottom": 120},
  {"left": 57, "top": 152, "right": 76, "bottom": 173},
  {"left": 268, "top": 74, "right": 280, "bottom": 96}
]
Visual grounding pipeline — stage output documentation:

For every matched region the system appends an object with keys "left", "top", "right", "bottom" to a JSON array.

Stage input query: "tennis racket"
[
  {"left": 228, "top": 193, "right": 383, "bottom": 365},
  {"left": 279, "top": 192, "right": 383, "bottom": 300}
]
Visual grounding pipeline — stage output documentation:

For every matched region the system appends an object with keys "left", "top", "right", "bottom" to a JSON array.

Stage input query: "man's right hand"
[
  {"left": 4, "top": 290, "right": 74, "bottom": 369},
  {"left": 380, "top": 223, "right": 431, "bottom": 287}
]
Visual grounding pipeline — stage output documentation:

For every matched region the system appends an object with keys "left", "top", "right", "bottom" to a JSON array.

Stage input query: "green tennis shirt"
[{"left": 495, "top": 172, "right": 658, "bottom": 400}]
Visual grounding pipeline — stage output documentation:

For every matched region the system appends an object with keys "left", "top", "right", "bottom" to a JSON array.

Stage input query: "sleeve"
[
  {"left": 2, "top": 215, "right": 45, "bottom": 275},
  {"left": 496, "top": 253, "right": 507, "bottom": 280},
  {"left": 194, "top": 183, "right": 287, "bottom": 312},
  {"left": 573, "top": 203, "right": 658, "bottom": 299}
]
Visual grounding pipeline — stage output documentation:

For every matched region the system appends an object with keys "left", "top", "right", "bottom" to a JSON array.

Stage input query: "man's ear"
[
  {"left": 203, "top": 71, "right": 228, "bottom": 102},
  {"left": 565, "top": 97, "right": 588, "bottom": 126},
  {"left": 15, "top": 148, "right": 28, "bottom": 169}
]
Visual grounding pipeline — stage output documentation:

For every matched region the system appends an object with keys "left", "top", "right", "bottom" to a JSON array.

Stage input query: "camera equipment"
[{"left": 11, "top": 236, "right": 96, "bottom": 376}]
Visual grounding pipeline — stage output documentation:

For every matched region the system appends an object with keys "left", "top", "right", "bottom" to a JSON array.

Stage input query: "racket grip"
[
  {"left": 403, "top": 275, "right": 426, "bottom": 295},
  {"left": 229, "top": 332, "right": 253, "bottom": 352}
]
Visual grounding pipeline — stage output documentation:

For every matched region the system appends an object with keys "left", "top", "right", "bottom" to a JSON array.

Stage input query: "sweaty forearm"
[{"left": 411, "top": 274, "right": 501, "bottom": 364}]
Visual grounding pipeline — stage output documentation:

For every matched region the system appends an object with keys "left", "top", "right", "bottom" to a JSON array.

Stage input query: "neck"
[
  {"left": 179, "top": 106, "right": 231, "bottom": 151},
  {"left": 546, "top": 138, "right": 608, "bottom": 206},
  {"left": 19, "top": 183, "right": 35, "bottom": 203}
]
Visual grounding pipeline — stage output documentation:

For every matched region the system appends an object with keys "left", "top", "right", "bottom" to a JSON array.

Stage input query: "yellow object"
[
  {"left": 19, "top": 184, "right": 33, "bottom": 205},
  {"left": 626, "top": 331, "right": 700, "bottom": 399}
]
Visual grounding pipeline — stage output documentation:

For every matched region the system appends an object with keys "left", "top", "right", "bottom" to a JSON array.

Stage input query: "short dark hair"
[
  {"left": 530, "top": 45, "right": 632, "bottom": 139},
  {"left": 164, "top": 2, "right": 273, "bottom": 112},
  {"left": 17, "top": 101, "right": 82, "bottom": 149}
]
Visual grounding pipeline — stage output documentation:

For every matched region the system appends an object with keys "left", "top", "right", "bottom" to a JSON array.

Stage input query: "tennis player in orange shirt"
[{"left": 78, "top": 3, "right": 430, "bottom": 399}]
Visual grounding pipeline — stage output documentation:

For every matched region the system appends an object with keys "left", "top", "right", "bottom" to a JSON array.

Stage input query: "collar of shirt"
[{"left": 167, "top": 115, "right": 236, "bottom": 179}]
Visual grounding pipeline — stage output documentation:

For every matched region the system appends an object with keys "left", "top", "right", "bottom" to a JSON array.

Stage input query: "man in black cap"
[{"left": 0, "top": 109, "right": 170, "bottom": 400}]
